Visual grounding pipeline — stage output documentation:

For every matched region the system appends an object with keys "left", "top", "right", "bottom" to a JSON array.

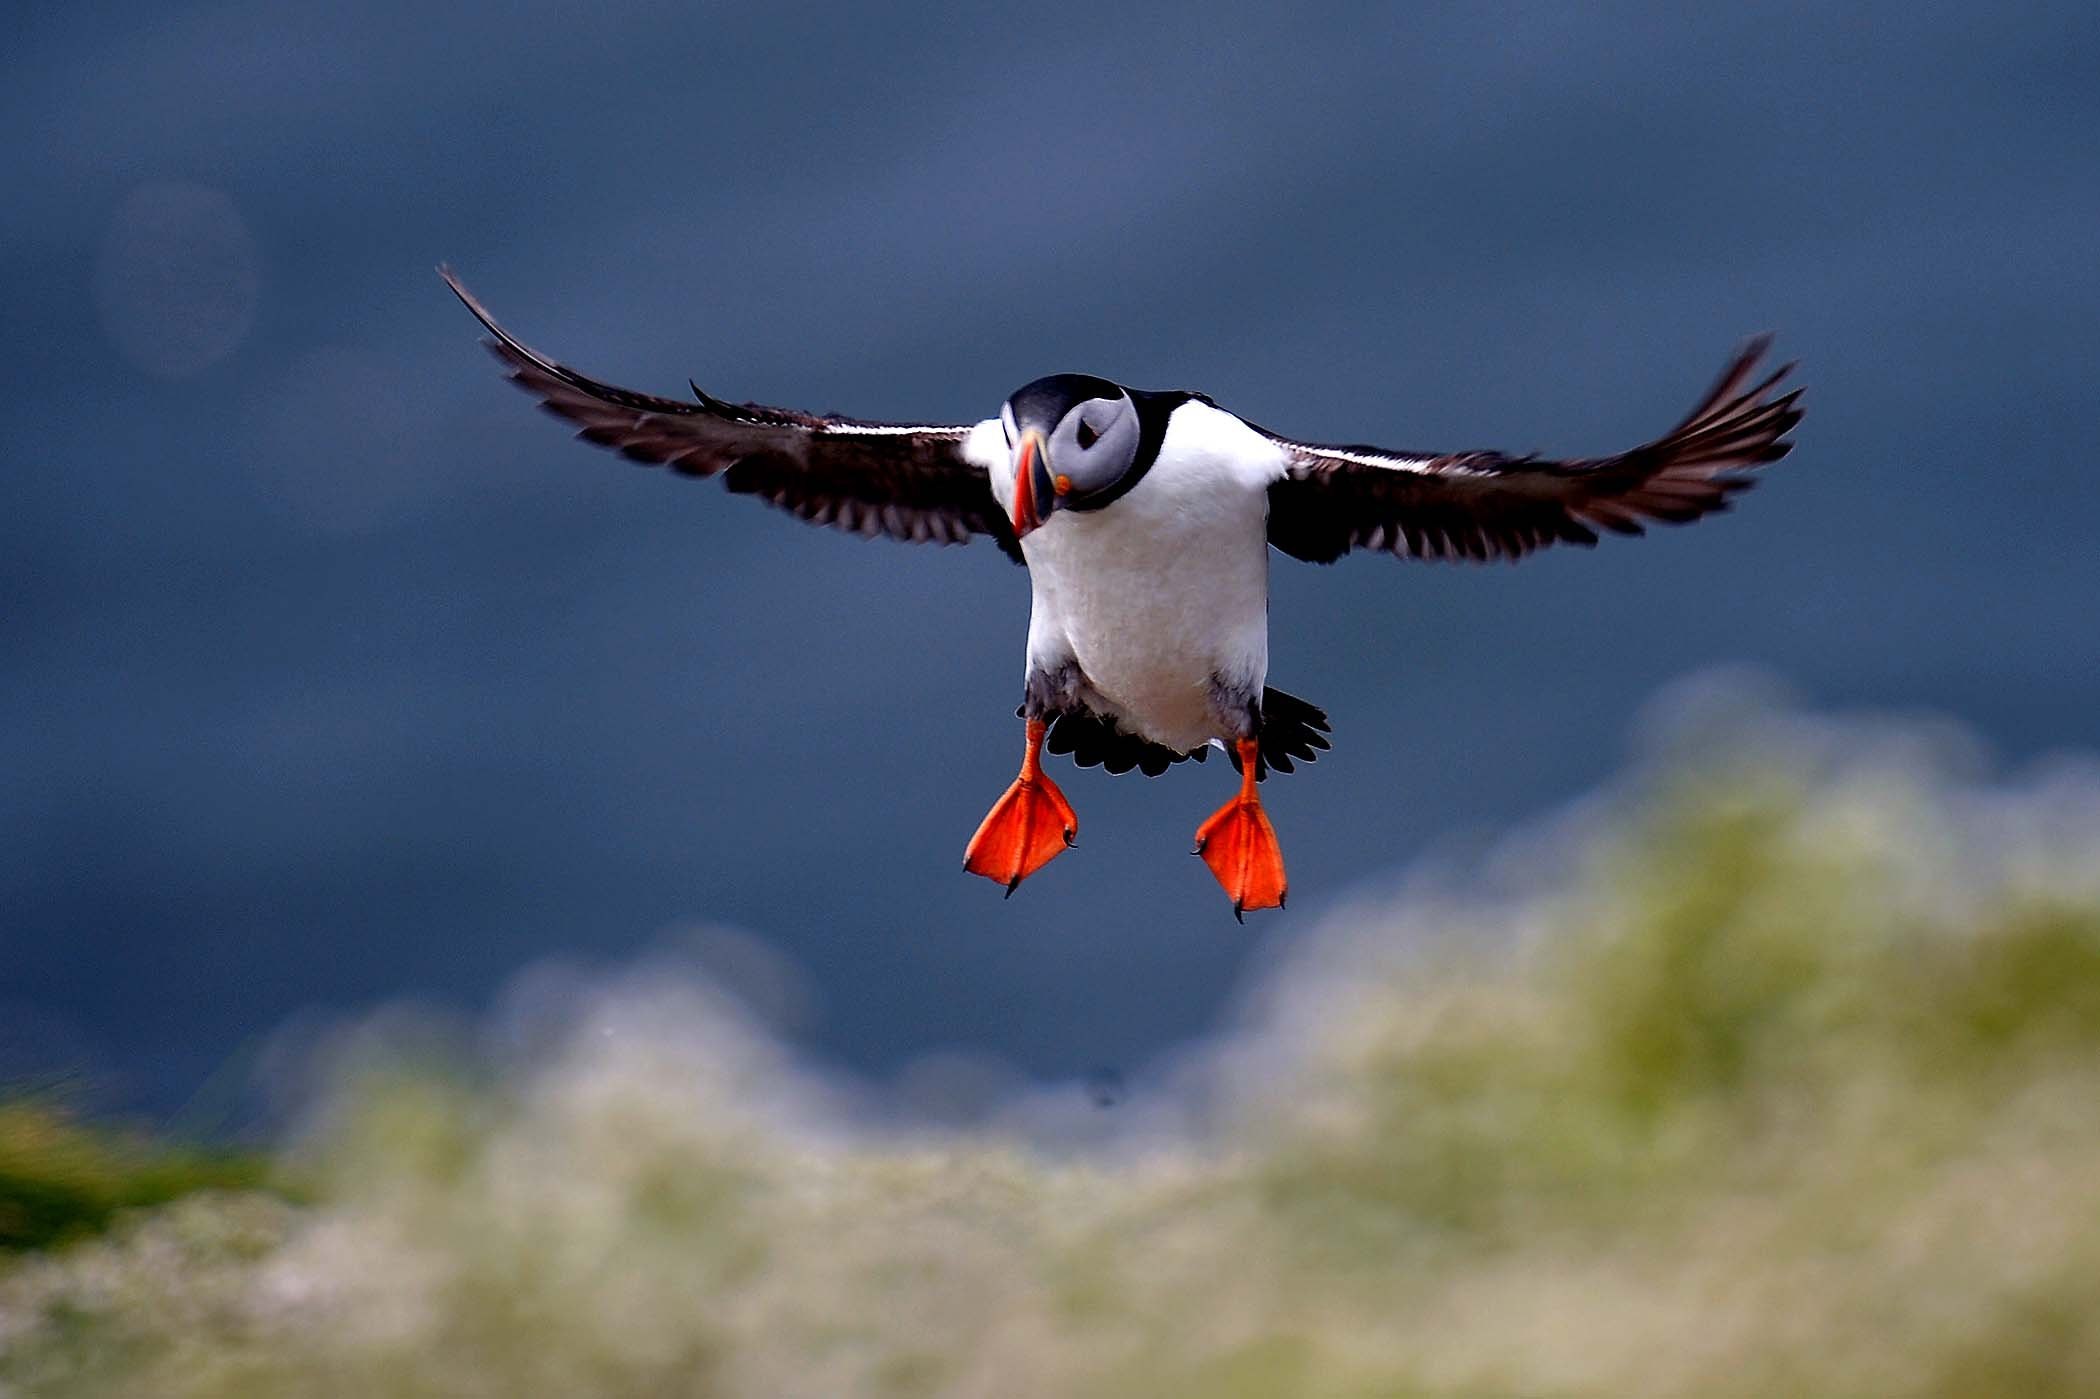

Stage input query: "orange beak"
[{"left": 1010, "top": 430, "right": 1049, "bottom": 539}]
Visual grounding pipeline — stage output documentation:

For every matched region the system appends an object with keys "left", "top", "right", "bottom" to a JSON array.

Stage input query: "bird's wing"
[
  {"left": 1261, "top": 338, "right": 1801, "bottom": 564},
  {"left": 442, "top": 268, "right": 1021, "bottom": 561}
]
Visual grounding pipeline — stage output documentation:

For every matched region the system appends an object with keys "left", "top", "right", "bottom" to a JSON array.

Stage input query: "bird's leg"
[
  {"left": 963, "top": 717, "right": 1078, "bottom": 896},
  {"left": 1193, "top": 738, "right": 1287, "bottom": 921}
]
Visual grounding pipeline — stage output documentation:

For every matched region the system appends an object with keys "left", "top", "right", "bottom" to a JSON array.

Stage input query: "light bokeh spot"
[{"left": 93, "top": 180, "right": 260, "bottom": 380}]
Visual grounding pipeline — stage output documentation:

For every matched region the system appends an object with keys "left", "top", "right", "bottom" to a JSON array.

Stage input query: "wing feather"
[
  {"left": 1264, "top": 338, "right": 1801, "bottom": 565},
  {"left": 441, "top": 267, "right": 1020, "bottom": 561}
]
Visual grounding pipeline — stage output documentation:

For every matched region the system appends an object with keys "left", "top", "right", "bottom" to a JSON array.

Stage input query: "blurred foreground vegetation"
[
  {"left": 4, "top": 700, "right": 2099, "bottom": 1396},
  {"left": 0, "top": 1103, "right": 276, "bottom": 1254}
]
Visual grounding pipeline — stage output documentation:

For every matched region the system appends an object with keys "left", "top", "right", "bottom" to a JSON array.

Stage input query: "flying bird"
[{"left": 441, "top": 268, "right": 1800, "bottom": 918}]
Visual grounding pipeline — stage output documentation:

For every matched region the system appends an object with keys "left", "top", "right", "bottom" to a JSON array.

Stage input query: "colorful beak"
[{"left": 1010, "top": 430, "right": 1053, "bottom": 539}]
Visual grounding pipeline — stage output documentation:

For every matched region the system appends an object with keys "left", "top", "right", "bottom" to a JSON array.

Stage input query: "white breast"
[{"left": 1004, "top": 400, "right": 1290, "bottom": 753}]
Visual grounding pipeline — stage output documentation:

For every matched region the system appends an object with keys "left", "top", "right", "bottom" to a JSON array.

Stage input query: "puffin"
[{"left": 441, "top": 268, "right": 1801, "bottom": 918}]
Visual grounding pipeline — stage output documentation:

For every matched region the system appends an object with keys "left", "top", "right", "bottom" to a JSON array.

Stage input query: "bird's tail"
[{"left": 1241, "top": 688, "right": 1332, "bottom": 780}]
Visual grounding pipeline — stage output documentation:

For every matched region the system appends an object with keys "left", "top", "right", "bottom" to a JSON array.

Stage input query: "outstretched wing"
[
  {"left": 442, "top": 268, "right": 1020, "bottom": 561},
  {"left": 1263, "top": 338, "right": 1801, "bottom": 564}
]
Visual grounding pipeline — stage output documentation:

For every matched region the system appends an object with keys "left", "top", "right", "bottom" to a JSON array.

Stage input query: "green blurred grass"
[
  {"left": 4, "top": 707, "right": 2099, "bottom": 1396},
  {"left": 0, "top": 1101, "right": 279, "bottom": 1254}
]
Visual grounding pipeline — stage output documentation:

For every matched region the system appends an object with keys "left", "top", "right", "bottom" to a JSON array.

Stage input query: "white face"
[
  {"left": 1043, "top": 394, "right": 1139, "bottom": 501},
  {"left": 1000, "top": 382, "right": 1140, "bottom": 510}
]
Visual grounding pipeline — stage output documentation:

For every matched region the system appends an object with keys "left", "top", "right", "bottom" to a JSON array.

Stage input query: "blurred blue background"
[{"left": 4, "top": 0, "right": 2095, "bottom": 1117}]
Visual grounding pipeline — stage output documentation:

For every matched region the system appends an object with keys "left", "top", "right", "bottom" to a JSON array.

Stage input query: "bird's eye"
[{"left": 1076, "top": 419, "right": 1100, "bottom": 450}]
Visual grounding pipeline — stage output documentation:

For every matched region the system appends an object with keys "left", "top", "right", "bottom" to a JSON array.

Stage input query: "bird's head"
[{"left": 1000, "top": 373, "right": 1140, "bottom": 538}]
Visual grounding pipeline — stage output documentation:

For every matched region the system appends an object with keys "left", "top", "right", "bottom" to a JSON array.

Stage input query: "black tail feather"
[
  {"left": 1241, "top": 687, "right": 1333, "bottom": 780},
  {"left": 1044, "top": 687, "right": 1331, "bottom": 782}
]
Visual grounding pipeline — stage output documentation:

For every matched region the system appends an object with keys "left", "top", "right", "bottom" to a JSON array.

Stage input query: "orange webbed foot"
[
  {"left": 1194, "top": 738, "right": 1287, "bottom": 920},
  {"left": 964, "top": 772, "right": 1077, "bottom": 895},
  {"left": 965, "top": 718, "right": 1077, "bottom": 896}
]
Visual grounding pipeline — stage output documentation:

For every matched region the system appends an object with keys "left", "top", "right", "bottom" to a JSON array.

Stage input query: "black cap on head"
[{"left": 1005, "top": 373, "right": 1127, "bottom": 435}]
